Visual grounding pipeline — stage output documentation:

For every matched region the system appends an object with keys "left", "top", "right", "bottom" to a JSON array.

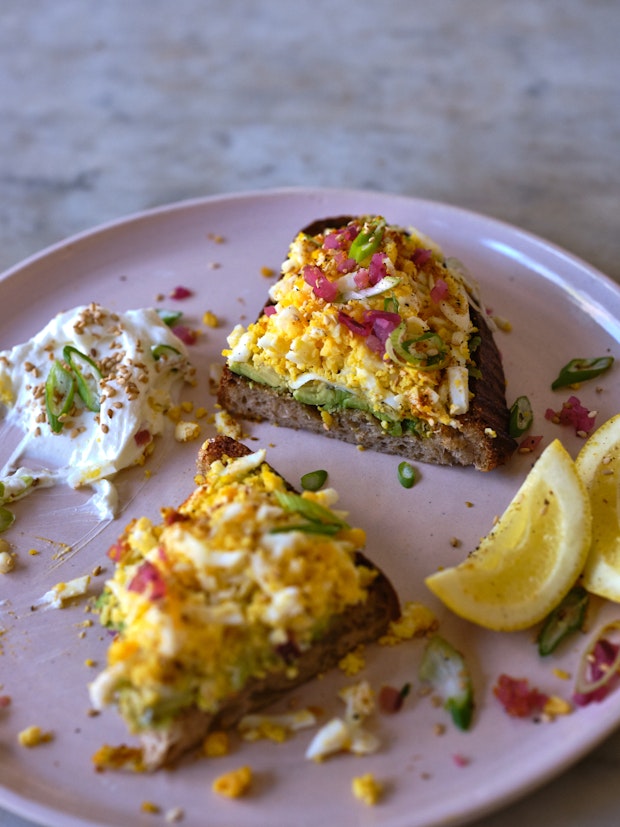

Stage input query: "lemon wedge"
[
  {"left": 576, "top": 413, "right": 620, "bottom": 601},
  {"left": 425, "top": 440, "right": 591, "bottom": 631}
]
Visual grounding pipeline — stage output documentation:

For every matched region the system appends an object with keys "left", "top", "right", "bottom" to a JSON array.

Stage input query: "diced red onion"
[
  {"left": 368, "top": 253, "right": 387, "bottom": 286},
  {"left": 170, "top": 286, "right": 193, "bottom": 300},
  {"left": 338, "top": 309, "right": 400, "bottom": 355},
  {"left": 493, "top": 674, "right": 549, "bottom": 717},
  {"left": 337, "top": 310, "right": 373, "bottom": 337},
  {"left": 378, "top": 685, "right": 404, "bottom": 714},
  {"left": 430, "top": 278, "right": 449, "bottom": 303},
  {"left": 263, "top": 305, "right": 277, "bottom": 316},
  {"left": 323, "top": 232, "right": 342, "bottom": 250},
  {"left": 303, "top": 265, "right": 339, "bottom": 302},
  {"left": 354, "top": 268, "right": 370, "bottom": 289},
  {"left": 128, "top": 560, "right": 167, "bottom": 600},
  {"left": 574, "top": 622, "right": 620, "bottom": 705},
  {"left": 172, "top": 324, "right": 198, "bottom": 345},
  {"left": 335, "top": 251, "right": 356, "bottom": 273},
  {"left": 412, "top": 248, "right": 432, "bottom": 267},
  {"left": 518, "top": 434, "right": 543, "bottom": 453},
  {"left": 107, "top": 540, "right": 129, "bottom": 563},
  {"left": 545, "top": 395, "right": 596, "bottom": 435}
]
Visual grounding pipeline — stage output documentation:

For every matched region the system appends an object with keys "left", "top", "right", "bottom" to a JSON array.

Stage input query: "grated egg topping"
[
  {"left": 89, "top": 447, "right": 374, "bottom": 732},
  {"left": 224, "top": 216, "right": 481, "bottom": 431}
]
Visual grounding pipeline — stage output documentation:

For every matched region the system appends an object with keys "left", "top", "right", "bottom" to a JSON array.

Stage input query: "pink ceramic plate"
[{"left": 1, "top": 188, "right": 619, "bottom": 827}]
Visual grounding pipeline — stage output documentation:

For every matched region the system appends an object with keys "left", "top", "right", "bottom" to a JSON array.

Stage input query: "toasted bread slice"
[
  {"left": 89, "top": 435, "right": 399, "bottom": 770},
  {"left": 218, "top": 215, "right": 516, "bottom": 471}
]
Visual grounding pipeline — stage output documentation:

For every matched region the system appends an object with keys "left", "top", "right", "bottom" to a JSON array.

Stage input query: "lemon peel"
[
  {"left": 576, "top": 413, "right": 620, "bottom": 601},
  {"left": 425, "top": 439, "right": 591, "bottom": 631}
]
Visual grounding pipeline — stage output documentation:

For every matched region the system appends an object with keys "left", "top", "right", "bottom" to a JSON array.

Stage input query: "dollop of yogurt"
[{"left": 0, "top": 303, "right": 195, "bottom": 518}]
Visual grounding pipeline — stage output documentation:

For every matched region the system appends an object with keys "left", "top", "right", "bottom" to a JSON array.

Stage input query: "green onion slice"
[
  {"left": 398, "top": 461, "right": 416, "bottom": 488},
  {"left": 151, "top": 343, "right": 182, "bottom": 361},
  {"left": 508, "top": 395, "right": 533, "bottom": 438},
  {"left": 63, "top": 346, "right": 102, "bottom": 412},
  {"left": 45, "top": 360, "right": 76, "bottom": 433},
  {"left": 348, "top": 218, "right": 386, "bottom": 264},
  {"left": 551, "top": 356, "right": 614, "bottom": 390},
  {"left": 156, "top": 309, "right": 183, "bottom": 327},
  {"left": 0, "top": 506, "right": 15, "bottom": 533},
  {"left": 300, "top": 469, "right": 328, "bottom": 491}
]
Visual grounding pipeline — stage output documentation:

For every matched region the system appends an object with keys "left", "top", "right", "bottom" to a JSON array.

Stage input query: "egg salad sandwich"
[
  {"left": 218, "top": 215, "right": 516, "bottom": 471},
  {"left": 88, "top": 435, "right": 399, "bottom": 770}
]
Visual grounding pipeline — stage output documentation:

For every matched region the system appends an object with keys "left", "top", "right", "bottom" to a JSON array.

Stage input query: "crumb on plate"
[
  {"left": 212, "top": 765, "right": 252, "bottom": 798},
  {"left": 352, "top": 773, "right": 383, "bottom": 806}
]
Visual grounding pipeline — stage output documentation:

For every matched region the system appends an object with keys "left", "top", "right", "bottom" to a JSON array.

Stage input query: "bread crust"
[
  {"left": 138, "top": 435, "right": 400, "bottom": 769},
  {"left": 218, "top": 301, "right": 515, "bottom": 471}
]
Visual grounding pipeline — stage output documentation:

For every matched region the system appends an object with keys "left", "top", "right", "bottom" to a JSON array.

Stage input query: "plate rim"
[
  {"left": 1, "top": 186, "right": 619, "bottom": 827},
  {"left": 2, "top": 185, "right": 618, "bottom": 296}
]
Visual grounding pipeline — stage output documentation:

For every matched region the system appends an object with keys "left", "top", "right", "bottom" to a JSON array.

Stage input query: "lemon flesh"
[
  {"left": 576, "top": 414, "right": 620, "bottom": 601},
  {"left": 425, "top": 440, "right": 591, "bottom": 631}
]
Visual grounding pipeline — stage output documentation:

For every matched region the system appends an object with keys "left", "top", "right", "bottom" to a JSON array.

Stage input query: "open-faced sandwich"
[
  {"left": 218, "top": 215, "right": 516, "bottom": 471},
  {"left": 89, "top": 435, "right": 400, "bottom": 770}
]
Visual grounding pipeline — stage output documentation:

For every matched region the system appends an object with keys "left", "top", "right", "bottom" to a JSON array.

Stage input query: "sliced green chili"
[
  {"left": 537, "top": 586, "right": 589, "bottom": 656},
  {"left": 274, "top": 490, "right": 348, "bottom": 528},
  {"left": 0, "top": 506, "right": 14, "bottom": 533},
  {"left": 508, "top": 395, "right": 533, "bottom": 438},
  {"left": 389, "top": 325, "right": 448, "bottom": 371},
  {"left": 398, "top": 461, "right": 416, "bottom": 488},
  {"left": 269, "top": 522, "right": 342, "bottom": 536},
  {"left": 300, "top": 469, "right": 328, "bottom": 491},
  {"left": 419, "top": 635, "right": 474, "bottom": 730},
  {"left": 45, "top": 360, "right": 76, "bottom": 433},
  {"left": 151, "top": 343, "right": 182, "bottom": 361},
  {"left": 63, "top": 346, "right": 102, "bottom": 412},
  {"left": 348, "top": 218, "right": 386, "bottom": 264},
  {"left": 156, "top": 309, "right": 183, "bottom": 327},
  {"left": 551, "top": 356, "right": 614, "bottom": 390}
]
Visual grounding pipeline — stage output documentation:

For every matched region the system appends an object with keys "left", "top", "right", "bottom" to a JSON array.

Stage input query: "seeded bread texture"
[
  {"left": 140, "top": 436, "right": 400, "bottom": 769},
  {"left": 218, "top": 301, "right": 515, "bottom": 471},
  {"left": 218, "top": 217, "right": 516, "bottom": 471}
]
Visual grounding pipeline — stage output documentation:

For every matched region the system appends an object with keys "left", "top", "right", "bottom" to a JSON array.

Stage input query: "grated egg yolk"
[
  {"left": 212, "top": 765, "right": 252, "bottom": 798},
  {"left": 224, "top": 216, "right": 480, "bottom": 430},
  {"left": 90, "top": 447, "right": 371, "bottom": 733},
  {"left": 352, "top": 773, "right": 383, "bottom": 806}
]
